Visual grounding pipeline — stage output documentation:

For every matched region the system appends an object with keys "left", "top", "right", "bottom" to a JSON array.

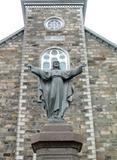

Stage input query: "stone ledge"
[{"left": 31, "top": 123, "right": 83, "bottom": 153}]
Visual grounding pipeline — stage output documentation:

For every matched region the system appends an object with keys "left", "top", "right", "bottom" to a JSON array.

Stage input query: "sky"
[{"left": 0, "top": 0, "right": 117, "bottom": 44}]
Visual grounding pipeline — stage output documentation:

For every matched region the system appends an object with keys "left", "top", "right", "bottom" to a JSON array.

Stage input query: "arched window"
[{"left": 41, "top": 47, "right": 70, "bottom": 70}]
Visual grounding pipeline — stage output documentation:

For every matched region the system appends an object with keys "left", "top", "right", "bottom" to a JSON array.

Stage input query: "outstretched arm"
[
  {"left": 70, "top": 63, "right": 86, "bottom": 78},
  {"left": 25, "top": 64, "right": 42, "bottom": 77},
  {"left": 25, "top": 64, "right": 51, "bottom": 80},
  {"left": 62, "top": 64, "right": 86, "bottom": 80}
]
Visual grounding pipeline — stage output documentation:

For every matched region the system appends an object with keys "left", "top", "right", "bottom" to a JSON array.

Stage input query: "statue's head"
[{"left": 52, "top": 61, "right": 60, "bottom": 69}]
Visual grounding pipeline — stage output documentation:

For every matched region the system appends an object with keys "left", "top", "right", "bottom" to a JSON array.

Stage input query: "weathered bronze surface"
[{"left": 26, "top": 61, "right": 85, "bottom": 121}]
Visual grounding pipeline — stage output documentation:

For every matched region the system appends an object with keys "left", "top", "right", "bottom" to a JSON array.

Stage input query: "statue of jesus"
[{"left": 26, "top": 61, "right": 85, "bottom": 121}]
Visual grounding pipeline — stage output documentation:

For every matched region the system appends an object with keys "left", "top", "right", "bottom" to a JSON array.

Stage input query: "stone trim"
[
  {"left": 25, "top": 5, "right": 82, "bottom": 8},
  {"left": 21, "top": 0, "right": 86, "bottom": 5},
  {"left": 85, "top": 27, "right": 117, "bottom": 51},
  {"left": 21, "top": 0, "right": 87, "bottom": 19},
  {"left": 33, "top": 153, "right": 36, "bottom": 160},
  {"left": 79, "top": 8, "right": 97, "bottom": 160},
  {"left": 15, "top": 27, "right": 29, "bottom": 160},
  {"left": 44, "top": 16, "right": 65, "bottom": 31},
  {"left": 0, "top": 28, "right": 24, "bottom": 47}
]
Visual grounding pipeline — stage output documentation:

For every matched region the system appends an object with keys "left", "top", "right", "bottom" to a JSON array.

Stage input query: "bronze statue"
[{"left": 26, "top": 61, "right": 85, "bottom": 121}]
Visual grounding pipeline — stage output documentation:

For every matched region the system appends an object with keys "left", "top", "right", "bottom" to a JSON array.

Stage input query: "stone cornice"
[
  {"left": 0, "top": 28, "right": 24, "bottom": 47},
  {"left": 21, "top": 0, "right": 87, "bottom": 19},
  {"left": 85, "top": 27, "right": 117, "bottom": 51},
  {"left": 22, "top": 0, "right": 86, "bottom": 5}
]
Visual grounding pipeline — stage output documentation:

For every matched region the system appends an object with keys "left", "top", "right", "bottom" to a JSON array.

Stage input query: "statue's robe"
[{"left": 31, "top": 67, "right": 82, "bottom": 119}]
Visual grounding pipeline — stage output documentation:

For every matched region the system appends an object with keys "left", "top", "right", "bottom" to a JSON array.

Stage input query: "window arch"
[{"left": 41, "top": 47, "right": 70, "bottom": 70}]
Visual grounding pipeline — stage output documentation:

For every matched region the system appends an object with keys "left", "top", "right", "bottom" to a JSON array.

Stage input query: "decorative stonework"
[
  {"left": 45, "top": 35, "right": 65, "bottom": 41},
  {"left": 15, "top": 61, "right": 29, "bottom": 160},
  {"left": 44, "top": 17, "right": 65, "bottom": 31},
  {"left": 26, "top": 5, "right": 82, "bottom": 9},
  {"left": 79, "top": 8, "right": 97, "bottom": 160},
  {"left": 21, "top": 0, "right": 87, "bottom": 19},
  {"left": 41, "top": 47, "right": 70, "bottom": 70}
]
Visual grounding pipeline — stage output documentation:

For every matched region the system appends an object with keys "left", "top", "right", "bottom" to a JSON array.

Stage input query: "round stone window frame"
[{"left": 44, "top": 16, "right": 65, "bottom": 32}]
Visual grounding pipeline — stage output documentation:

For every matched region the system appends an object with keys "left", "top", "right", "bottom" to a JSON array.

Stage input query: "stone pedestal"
[{"left": 31, "top": 123, "right": 83, "bottom": 160}]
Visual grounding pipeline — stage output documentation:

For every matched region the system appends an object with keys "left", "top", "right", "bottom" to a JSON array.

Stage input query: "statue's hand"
[
  {"left": 79, "top": 63, "right": 86, "bottom": 68},
  {"left": 25, "top": 64, "right": 32, "bottom": 70}
]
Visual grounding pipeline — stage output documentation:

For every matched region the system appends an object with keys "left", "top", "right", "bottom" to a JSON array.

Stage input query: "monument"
[{"left": 26, "top": 61, "right": 85, "bottom": 160}]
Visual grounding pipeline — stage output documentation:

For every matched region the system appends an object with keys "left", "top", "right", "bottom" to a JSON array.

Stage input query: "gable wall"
[
  {"left": 85, "top": 32, "right": 117, "bottom": 160},
  {"left": 0, "top": 35, "right": 23, "bottom": 159},
  {"left": 0, "top": 29, "right": 117, "bottom": 160}
]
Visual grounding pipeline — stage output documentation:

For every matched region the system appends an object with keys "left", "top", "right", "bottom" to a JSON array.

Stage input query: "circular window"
[{"left": 44, "top": 17, "right": 65, "bottom": 31}]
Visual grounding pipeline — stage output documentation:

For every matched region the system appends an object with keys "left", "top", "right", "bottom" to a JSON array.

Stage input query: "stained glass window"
[
  {"left": 41, "top": 47, "right": 70, "bottom": 70},
  {"left": 44, "top": 17, "right": 65, "bottom": 31}
]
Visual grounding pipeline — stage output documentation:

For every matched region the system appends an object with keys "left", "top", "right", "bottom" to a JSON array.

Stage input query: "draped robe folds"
[{"left": 30, "top": 66, "right": 83, "bottom": 119}]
